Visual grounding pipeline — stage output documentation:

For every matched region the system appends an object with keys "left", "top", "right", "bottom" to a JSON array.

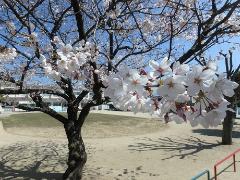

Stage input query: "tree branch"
[{"left": 70, "top": 0, "right": 86, "bottom": 41}]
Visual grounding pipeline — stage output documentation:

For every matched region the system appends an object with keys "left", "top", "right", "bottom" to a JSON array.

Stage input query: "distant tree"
[
  {"left": 0, "top": 0, "right": 240, "bottom": 179},
  {"left": 217, "top": 51, "right": 240, "bottom": 144}
]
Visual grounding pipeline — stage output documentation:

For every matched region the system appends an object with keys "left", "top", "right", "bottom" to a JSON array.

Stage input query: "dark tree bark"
[
  {"left": 63, "top": 121, "right": 87, "bottom": 180},
  {"left": 63, "top": 104, "right": 91, "bottom": 180},
  {"left": 222, "top": 109, "right": 234, "bottom": 145}
]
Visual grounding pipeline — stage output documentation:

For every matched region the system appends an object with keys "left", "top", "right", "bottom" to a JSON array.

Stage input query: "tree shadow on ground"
[
  {"left": 0, "top": 141, "right": 67, "bottom": 179},
  {"left": 0, "top": 141, "right": 98, "bottom": 179},
  {"left": 192, "top": 128, "right": 240, "bottom": 138},
  {"left": 128, "top": 136, "right": 221, "bottom": 160}
]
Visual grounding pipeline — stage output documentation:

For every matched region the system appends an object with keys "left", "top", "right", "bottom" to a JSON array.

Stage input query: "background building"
[{"left": 0, "top": 82, "right": 109, "bottom": 112}]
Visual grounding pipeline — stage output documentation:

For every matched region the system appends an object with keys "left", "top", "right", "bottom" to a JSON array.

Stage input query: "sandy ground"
[{"left": 0, "top": 111, "right": 240, "bottom": 180}]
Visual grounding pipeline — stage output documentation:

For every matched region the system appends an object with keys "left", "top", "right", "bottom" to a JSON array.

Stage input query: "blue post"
[{"left": 191, "top": 169, "right": 210, "bottom": 180}]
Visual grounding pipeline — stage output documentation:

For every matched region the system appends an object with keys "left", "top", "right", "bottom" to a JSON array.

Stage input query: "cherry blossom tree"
[{"left": 0, "top": 0, "right": 240, "bottom": 179}]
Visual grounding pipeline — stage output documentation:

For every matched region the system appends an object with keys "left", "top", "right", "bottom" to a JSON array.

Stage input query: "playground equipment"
[
  {"left": 191, "top": 169, "right": 210, "bottom": 180},
  {"left": 214, "top": 148, "right": 240, "bottom": 180},
  {"left": 191, "top": 148, "right": 240, "bottom": 180}
]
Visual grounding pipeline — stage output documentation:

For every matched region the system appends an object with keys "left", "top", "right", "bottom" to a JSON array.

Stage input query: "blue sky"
[{"left": 205, "top": 38, "right": 240, "bottom": 73}]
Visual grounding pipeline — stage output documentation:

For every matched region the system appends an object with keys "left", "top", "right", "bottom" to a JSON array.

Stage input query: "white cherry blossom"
[
  {"left": 208, "top": 74, "right": 239, "bottom": 101},
  {"left": 104, "top": 75, "right": 127, "bottom": 98},
  {"left": 149, "top": 58, "right": 172, "bottom": 77},
  {"left": 186, "top": 65, "right": 215, "bottom": 96},
  {"left": 158, "top": 76, "right": 186, "bottom": 100},
  {"left": 172, "top": 61, "right": 189, "bottom": 75},
  {"left": 206, "top": 61, "right": 217, "bottom": 72},
  {"left": 126, "top": 69, "right": 148, "bottom": 94}
]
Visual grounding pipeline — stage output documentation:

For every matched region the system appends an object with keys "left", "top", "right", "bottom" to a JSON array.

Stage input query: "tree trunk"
[
  {"left": 222, "top": 110, "right": 234, "bottom": 145},
  {"left": 63, "top": 122, "right": 87, "bottom": 180}
]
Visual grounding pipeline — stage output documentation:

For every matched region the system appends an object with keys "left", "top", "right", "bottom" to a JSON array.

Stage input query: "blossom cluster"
[
  {"left": 41, "top": 37, "right": 99, "bottom": 81},
  {"left": 0, "top": 47, "right": 17, "bottom": 62},
  {"left": 104, "top": 58, "right": 238, "bottom": 128}
]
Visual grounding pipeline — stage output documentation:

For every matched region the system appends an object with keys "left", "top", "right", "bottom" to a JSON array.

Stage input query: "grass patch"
[
  {"left": 1, "top": 112, "right": 165, "bottom": 138},
  {"left": 1, "top": 113, "right": 63, "bottom": 128},
  {"left": 2, "top": 113, "right": 149, "bottom": 128}
]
